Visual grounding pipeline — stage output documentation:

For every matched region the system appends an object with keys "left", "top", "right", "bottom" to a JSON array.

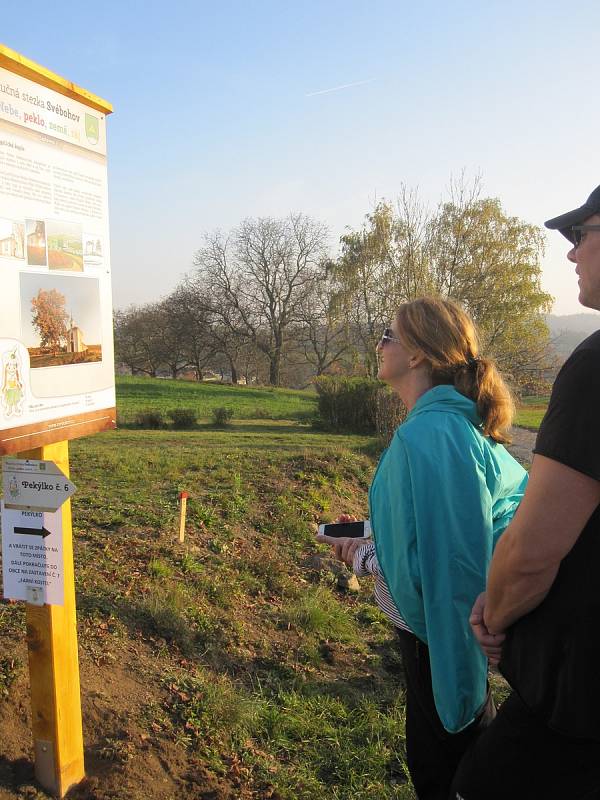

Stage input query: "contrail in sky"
[{"left": 305, "top": 78, "right": 375, "bottom": 97}]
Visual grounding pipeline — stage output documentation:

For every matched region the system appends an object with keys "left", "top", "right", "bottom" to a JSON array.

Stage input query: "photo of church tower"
[{"left": 66, "top": 316, "right": 87, "bottom": 354}]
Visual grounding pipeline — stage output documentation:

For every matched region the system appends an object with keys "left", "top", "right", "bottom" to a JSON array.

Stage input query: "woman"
[{"left": 317, "top": 297, "right": 527, "bottom": 800}]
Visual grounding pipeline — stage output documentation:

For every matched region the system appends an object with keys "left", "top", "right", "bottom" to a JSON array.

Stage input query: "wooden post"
[
  {"left": 178, "top": 491, "right": 189, "bottom": 543},
  {"left": 20, "top": 440, "right": 84, "bottom": 797}
]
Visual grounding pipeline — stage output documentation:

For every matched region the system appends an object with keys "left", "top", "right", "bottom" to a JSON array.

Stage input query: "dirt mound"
[{"left": 0, "top": 637, "right": 235, "bottom": 800}]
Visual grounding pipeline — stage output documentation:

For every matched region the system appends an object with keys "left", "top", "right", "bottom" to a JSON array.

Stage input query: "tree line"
[{"left": 113, "top": 179, "right": 554, "bottom": 388}]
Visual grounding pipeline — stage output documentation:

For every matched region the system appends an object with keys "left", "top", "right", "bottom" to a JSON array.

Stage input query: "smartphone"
[{"left": 317, "top": 520, "right": 371, "bottom": 539}]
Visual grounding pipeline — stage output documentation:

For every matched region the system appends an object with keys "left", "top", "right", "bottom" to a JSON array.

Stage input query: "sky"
[{"left": 3, "top": 0, "right": 600, "bottom": 316}]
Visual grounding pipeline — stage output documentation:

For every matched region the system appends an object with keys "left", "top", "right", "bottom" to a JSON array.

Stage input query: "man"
[{"left": 451, "top": 186, "right": 600, "bottom": 800}]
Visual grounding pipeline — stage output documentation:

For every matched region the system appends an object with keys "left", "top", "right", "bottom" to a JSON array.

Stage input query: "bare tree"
[
  {"left": 193, "top": 213, "right": 329, "bottom": 386},
  {"left": 113, "top": 305, "right": 166, "bottom": 378},
  {"left": 163, "top": 282, "right": 216, "bottom": 379},
  {"left": 294, "top": 268, "right": 349, "bottom": 376},
  {"left": 149, "top": 300, "right": 190, "bottom": 379}
]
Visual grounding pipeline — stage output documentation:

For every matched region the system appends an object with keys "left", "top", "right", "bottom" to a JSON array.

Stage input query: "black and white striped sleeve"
[{"left": 352, "top": 542, "right": 413, "bottom": 633}]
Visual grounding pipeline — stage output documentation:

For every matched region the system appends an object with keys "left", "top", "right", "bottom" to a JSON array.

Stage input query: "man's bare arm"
[{"left": 484, "top": 454, "right": 600, "bottom": 634}]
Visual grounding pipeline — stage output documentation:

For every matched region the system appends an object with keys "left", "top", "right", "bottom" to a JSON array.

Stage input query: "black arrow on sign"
[{"left": 14, "top": 526, "right": 51, "bottom": 538}]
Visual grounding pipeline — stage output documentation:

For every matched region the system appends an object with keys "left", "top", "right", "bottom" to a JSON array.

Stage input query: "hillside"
[
  {"left": 0, "top": 381, "right": 418, "bottom": 800},
  {"left": 546, "top": 313, "right": 600, "bottom": 357}
]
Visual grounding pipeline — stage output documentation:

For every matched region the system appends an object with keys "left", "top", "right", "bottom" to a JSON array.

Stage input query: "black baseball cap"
[{"left": 545, "top": 184, "right": 600, "bottom": 243}]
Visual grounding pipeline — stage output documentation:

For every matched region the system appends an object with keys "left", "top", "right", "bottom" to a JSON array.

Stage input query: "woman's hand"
[
  {"left": 335, "top": 514, "right": 358, "bottom": 524},
  {"left": 316, "top": 513, "right": 363, "bottom": 568},
  {"left": 470, "top": 592, "right": 506, "bottom": 666},
  {"left": 315, "top": 533, "right": 364, "bottom": 568}
]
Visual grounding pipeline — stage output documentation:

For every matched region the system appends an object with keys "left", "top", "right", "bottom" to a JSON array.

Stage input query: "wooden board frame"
[{"left": 0, "top": 44, "right": 112, "bottom": 115}]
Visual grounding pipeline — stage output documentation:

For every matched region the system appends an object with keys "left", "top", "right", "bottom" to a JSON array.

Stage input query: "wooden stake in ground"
[
  {"left": 21, "top": 441, "right": 85, "bottom": 797},
  {"left": 179, "top": 491, "right": 189, "bottom": 543}
]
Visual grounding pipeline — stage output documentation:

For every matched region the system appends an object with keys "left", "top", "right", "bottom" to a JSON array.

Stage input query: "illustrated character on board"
[
  {"left": 8, "top": 476, "right": 19, "bottom": 499},
  {"left": 2, "top": 348, "right": 25, "bottom": 417}
]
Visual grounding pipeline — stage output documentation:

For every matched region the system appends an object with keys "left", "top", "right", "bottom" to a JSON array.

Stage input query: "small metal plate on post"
[
  {"left": 34, "top": 739, "right": 56, "bottom": 795},
  {"left": 26, "top": 586, "right": 44, "bottom": 606}
]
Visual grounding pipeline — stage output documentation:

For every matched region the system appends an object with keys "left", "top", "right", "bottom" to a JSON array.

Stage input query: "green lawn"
[
  {"left": 514, "top": 395, "right": 549, "bottom": 431},
  {"left": 116, "top": 375, "right": 317, "bottom": 424}
]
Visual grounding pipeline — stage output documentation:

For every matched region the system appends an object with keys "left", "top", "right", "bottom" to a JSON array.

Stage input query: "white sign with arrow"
[
  {"left": 3, "top": 459, "right": 77, "bottom": 513},
  {"left": 1, "top": 503, "right": 64, "bottom": 605}
]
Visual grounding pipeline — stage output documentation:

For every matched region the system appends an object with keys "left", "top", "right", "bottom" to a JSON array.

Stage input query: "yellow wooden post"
[{"left": 20, "top": 440, "right": 84, "bottom": 797}]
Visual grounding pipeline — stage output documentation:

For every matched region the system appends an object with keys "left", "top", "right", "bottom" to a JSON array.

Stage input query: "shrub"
[
  {"left": 212, "top": 407, "right": 234, "bottom": 427},
  {"left": 294, "top": 408, "right": 318, "bottom": 425},
  {"left": 375, "top": 385, "right": 407, "bottom": 446},
  {"left": 135, "top": 410, "right": 164, "bottom": 429},
  {"left": 314, "top": 376, "right": 381, "bottom": 433},
  {"left": 168, "top": 408, "right": 197, "bottom": 429}
]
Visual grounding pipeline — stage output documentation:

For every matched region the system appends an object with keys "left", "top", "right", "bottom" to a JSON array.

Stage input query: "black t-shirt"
[{"left": 499, "top": 330, "right": 600, "bottom": 740}]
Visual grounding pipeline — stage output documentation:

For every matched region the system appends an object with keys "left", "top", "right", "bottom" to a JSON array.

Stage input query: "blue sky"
[{"left": 3, "top": 0, "right": 600, "bottom": 315}]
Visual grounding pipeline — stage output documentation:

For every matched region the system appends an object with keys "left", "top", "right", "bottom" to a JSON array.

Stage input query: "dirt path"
[{"left": 507, "top": 426, "right": 537, "bottom": 466}]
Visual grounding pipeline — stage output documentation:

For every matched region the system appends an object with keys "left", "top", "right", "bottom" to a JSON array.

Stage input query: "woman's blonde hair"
[{"left": 395, "top": 296, "right": 514, "bottom": 443}]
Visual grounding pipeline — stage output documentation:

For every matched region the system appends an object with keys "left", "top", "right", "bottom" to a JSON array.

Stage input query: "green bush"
[
  {"left": 168, "top": 408, "right": 197, "bottom": 429},
  {"left": 212, "top": 407, "right": 234, "bottom": 427},
  {"left": 135, "top": 410, "right": 164, "bottom": 429},
  {"left": 314, "top": 376, "right": 381, "bottom": 433},
  {"left": 375, "top": 385, "right": 407, "bottom": 445}
]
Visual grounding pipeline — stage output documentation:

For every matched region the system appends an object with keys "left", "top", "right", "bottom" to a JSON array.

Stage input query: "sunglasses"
[
  {"left": 380, "top": 328, "right": 403, "bottom": 346},
  {"left": 571, "top": 224, "right": 600, "bottom": 248}
]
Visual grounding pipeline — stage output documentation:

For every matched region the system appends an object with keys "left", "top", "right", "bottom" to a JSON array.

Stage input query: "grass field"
[
  {"left": 0, "top": 378, "right": 520, "bottom": 799},
  {"left": 116, "top": 375, "right": 318, "bottom": 425},
  {"left": 514, "top": 395, "right": 550, "bottom": 431}
]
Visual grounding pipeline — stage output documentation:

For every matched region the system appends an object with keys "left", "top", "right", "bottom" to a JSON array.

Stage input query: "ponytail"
[{"left": 452, "top": 357, "right": 514, "bottom": 444}]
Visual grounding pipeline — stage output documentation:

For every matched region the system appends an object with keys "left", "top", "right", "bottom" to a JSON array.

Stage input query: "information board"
[{"left": 0, "top": 50, "right": 115, "bottom": 453}]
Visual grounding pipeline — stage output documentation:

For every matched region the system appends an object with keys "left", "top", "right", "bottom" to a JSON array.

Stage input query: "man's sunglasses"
[
  {"left": 380, "top": 328, "right": 403, "bottom": 346},
  {"left": 571, "top": 224, "right": 600, "bottom": 248}
]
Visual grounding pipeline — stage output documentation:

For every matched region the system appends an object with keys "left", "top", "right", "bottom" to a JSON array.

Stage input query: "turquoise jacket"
[{"left": 369, "top": 385, "right": 527, "bottom": 733}]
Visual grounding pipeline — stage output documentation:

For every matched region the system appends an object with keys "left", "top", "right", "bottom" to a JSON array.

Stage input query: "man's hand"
[{"left": 469, "top": 592, "right": 505, "bottom": 666}]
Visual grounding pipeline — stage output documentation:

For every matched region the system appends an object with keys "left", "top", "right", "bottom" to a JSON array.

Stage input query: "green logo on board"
[{"left": 85, "top": 114, "right": 99, "bottom": 145}]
